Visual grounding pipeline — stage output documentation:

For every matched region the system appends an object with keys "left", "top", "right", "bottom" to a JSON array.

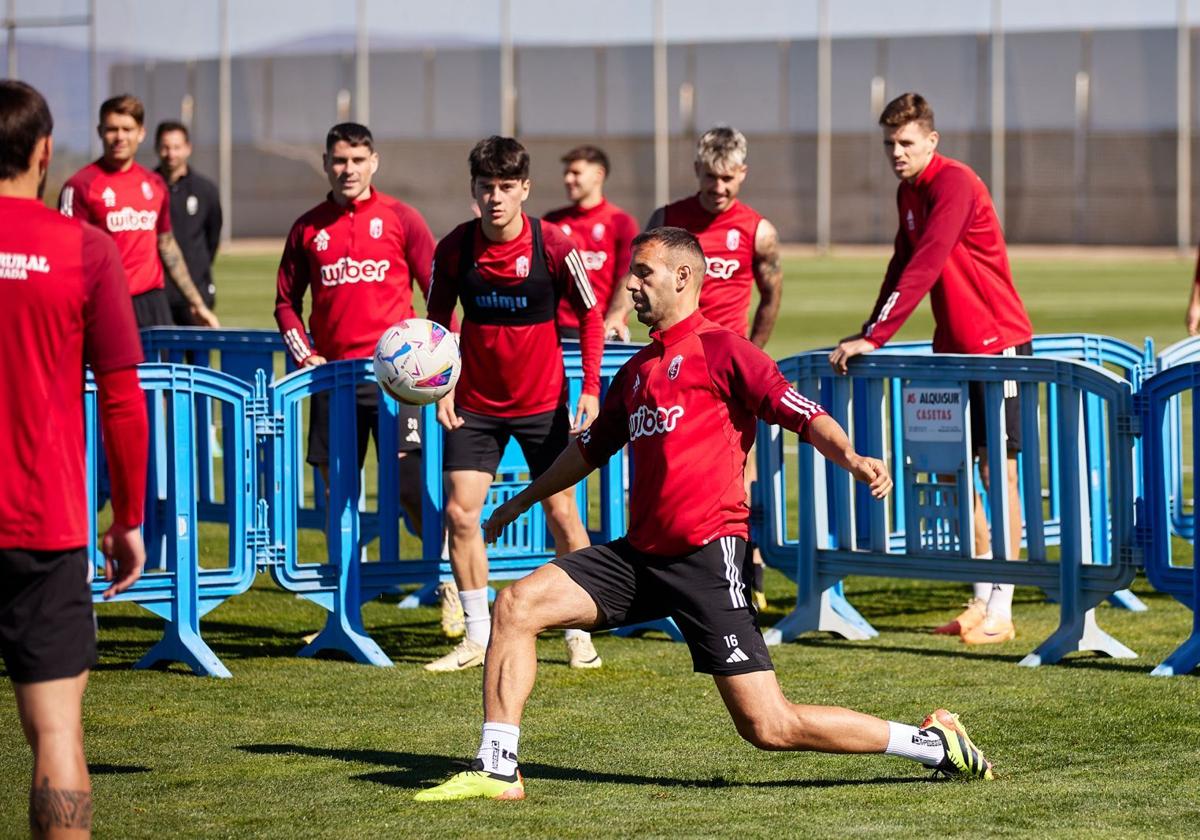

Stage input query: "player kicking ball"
[{"left": 416, "top": 227, "right": 993, "bottom": 802}]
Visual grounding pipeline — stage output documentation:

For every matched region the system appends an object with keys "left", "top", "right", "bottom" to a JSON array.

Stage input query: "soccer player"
[
  {"left": 415, "top": 227, "right": 993, "bottom": 802},
  {"left": 605, "top": 125, "right": 784, "bottom": 608},
  {"left": 155, "top": 121, "right": 222, "bottom": 327},
  {"left": 59, "top": 94, "right": 218, "bottom": 330},
  {"left": 424, "top": 136, "right": 605, "bottom": 672},
  {"left": 828, "top": 92, "right": 1033, "bottom": 645},
  {"left": 275, "top": 122, "right": 436, "bottom": 539},
  {"left": 1185, "top": 250, "right": 1200, "bottom": 335},
  {"left": 0, "top": 80, "right": 149, "bottom": 837},
  {"left": 543, "top": 145, "right": 639, "bottom": 340}
]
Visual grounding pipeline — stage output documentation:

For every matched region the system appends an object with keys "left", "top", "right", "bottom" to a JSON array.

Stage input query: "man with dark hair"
[
  {"left": 829, "top": 92, "right": 1034, "bottom": 644},
  {"left": 416, "top": 226, "right": 993, "bottom": 802},
  {"left": 544, "top": 145, "right": 639, "bottom": 340},
  {"left": 155, "top": 120, "right": 222, "bottom": 327},
  {"left": 424, "top": 135, "right": 605, "bottom": 672},
  {"left": 59, "top": 94, "right": 218, "bottom": 329},
  {"left": 275, "top": 121, "right": 437, "bottom": 543},
  {"left": 0, "top": 79, "right": 149, "bottom": 837}
]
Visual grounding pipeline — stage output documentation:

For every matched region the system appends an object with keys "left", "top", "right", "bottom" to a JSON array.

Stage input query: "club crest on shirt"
[
  {"left": 186, "top": 195, "right": 199, "bottom": 215},
  {"left": 515, "top": 255, "right": 530, "bottom": 277},
  {"left": 141, "top": 181, "right": 154, "bottom": 201},
  {"left": 906, "top": 209, "right": 916, "bottom": 231},
  {"left": 314, "top": 229, "right": 330, "bottom": 251},
  {"left": 370, "top": 217, "right": 383, "bottom": 239},
  {"left": 726, "top": 228, "right": 740, "bottom": 251},
  {"left": 632, "top": 373, "right": 641, "bottom": 394},
  {"left": 102, "top": 187, "right": 116, "bottom": 208},
  {"left": 592, "top": 222, "right": 606, "bottom": 241},
  {"left": 668, "top": 354, "right": 683, "bottom": 380},
  {"left": 560, "top": 224, "right": 572, "bottom": 236}
]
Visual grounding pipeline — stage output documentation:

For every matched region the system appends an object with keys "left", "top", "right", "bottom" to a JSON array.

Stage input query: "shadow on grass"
[
  {"left": 88, "top": 764, "right": 151, "bottom": 775},
  {"left": 236, "top": 743, "right": 936, "bottom": 791}
]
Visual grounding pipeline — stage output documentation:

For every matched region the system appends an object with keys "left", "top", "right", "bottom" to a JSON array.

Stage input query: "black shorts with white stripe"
[
  {"left": 968, "top": 341, "right": 1032, "bottom": 454},
  {"left": 552, "top": 535, "right": 774, "bottom": 676}
]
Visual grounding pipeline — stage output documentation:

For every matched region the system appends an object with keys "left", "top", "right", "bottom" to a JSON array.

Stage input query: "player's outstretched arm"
[
  {"left": 749, "top": 218, "right": 783, "bottom": 348},
  {"left": 804, "top": 414, "right": 892, "bottom": 499},
  {"left": 158, "top": 232, "right": 219, "bottom": 327},
  {"left": 483, "top": 442, "right": 595, "bottom": 543}
]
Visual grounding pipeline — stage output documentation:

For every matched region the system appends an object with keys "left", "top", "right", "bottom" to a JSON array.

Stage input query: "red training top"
[
  {"left": 863, "top": 153, "right": 1033, "bottom": 353},
  {"left": 59, "top": 160, "right": 172, "bottom": 297},
  {"left": 657, "top": 195, "right": 763, "bottom": 337},
  {"left": 578, "top": 310, "right": 827, "bottom": 555},
  {"left": 0, "top": 197, "right": 146, "bottom": 550},
  {"left": 544, "top": 198, "right": 639, "bottom": 330},
  {"left": 274, "top": 190, "right": 437, "bottom": 363},
  {"left": 427, "top": 214, "right": 602, "bottom": 417}
]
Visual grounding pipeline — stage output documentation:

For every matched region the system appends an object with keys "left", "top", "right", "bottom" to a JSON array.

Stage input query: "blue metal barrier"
[
  {"left": 1137, "top": 361, "right": 1200, "bottom": 676},
  {"left": 87, "top": 364, "right": 261, "bottom": 677},
  {"left": 1153, "top": 336, "right": 1200, "bottom": 543},
  {"left": 760, "top": 352, "right": 1139, "bottom": 666}
]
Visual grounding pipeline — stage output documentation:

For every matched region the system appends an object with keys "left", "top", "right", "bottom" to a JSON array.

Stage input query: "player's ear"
[
  {"left": 928, "top": 130, "right": 939, "bottom": 151},
  {"left": 676, "top": 263, "right": 690, "bottom": 292}
]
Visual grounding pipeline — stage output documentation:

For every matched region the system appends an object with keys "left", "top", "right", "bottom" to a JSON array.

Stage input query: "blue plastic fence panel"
[{"left": 1154, "top": 336, "right": 1200, "bottom": 542}]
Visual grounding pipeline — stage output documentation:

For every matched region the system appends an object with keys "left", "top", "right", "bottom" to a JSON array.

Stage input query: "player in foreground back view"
[
  {"left": 416, "top": 227, "right": 993, "bottom": 802},
  {"left": 0, "top": 80, "right": 149, "bottom": 838}
]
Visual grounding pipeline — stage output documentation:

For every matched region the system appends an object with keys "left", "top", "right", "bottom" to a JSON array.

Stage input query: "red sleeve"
[
  {"left": 861, "top": 224, "right": 912, "bottom": 341},
  {"left": 401, "top": 205, "right": 436, "bottom": 299},
  {"left": 426, "top": 231, "right": 461, "bottom": 332},
  {"left": 96, "top": 367, "right": 148, "bottom": 528},
  {"left": 273, "top": 222, "right": 315, "bottom": 364},
  {"left": 577, "top": 363, "right": 631, "bottom": 466},
  {"left": 155, "top": 173, "right": 172, "bottom": 234},
  {"left": 700, "top": 331, "right": 827, "bottom": 441},
  {"left": 545, "top": 228, "right": 602, "bottom": 396},
  {"left": 82, "top": 225, "right": 143, "bottom": 372},
  {"left": 58, "top": 174, "right": 94, "bottom": 224},
  {"left": 862, "top": 170, "right": 975, "bottom": 347}
]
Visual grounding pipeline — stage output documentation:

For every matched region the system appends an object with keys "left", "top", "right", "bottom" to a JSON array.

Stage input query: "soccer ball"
[{"left": 372, "top": 318, "right": 461, "bottom": 405}]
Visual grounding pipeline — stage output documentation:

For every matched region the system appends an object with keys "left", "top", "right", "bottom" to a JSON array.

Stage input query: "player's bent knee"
[
  {"left": 492, "top": 581, "right": 547, "bottom": 635},
  {"left": 732, "top": 714, "right": 792, "bottom": 751},
  {"left": 443, "top": 499, "right": 481, "bottom": 534}
]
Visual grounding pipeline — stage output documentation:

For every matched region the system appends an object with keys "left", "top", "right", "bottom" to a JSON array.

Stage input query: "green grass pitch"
[{"left": 2, "top": 252, "right": 1199, "bottom": 838}]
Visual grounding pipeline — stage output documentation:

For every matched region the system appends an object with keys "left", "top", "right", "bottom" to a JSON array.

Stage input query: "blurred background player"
[
  {"left": 155, "top": 120, "right": 222, "bottom": 328},
  {"left": 59, "top": 94, "right": 218, "bottom": 330},
  {"left": 606, "top": 125, "right": 784, "bottom": 608},
  {"left": 416, "top": 227, "right": 991, "bottom": 803},
  {"left": 274, "top": 122, "right": 436, "bottom": 551},
  {"left": 0, "top": 80, "right": 149, "bottom": 838},
  {"left": 829, "top": 92, "right": 1033, "bottom": 645},
  {"left": 543, "top": 145, "right": 639, "bottom": 340},
  {"left": 425, "top": 135, "right": 604, "bottom": 672}
]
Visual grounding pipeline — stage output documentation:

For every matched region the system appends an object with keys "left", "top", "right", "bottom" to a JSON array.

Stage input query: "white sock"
[
  {"left": 973, "top": 551, "right": 993, "bottom": 602},
  {"left": 884, "top": 721, "right": 945, "bottom": 767},
  {"left": 563, "top": 628, "right": 590, "bottom": 642},
  {"left": 460, "top": 587, "right": 491, "bottom": 647},
  {"left": 988, "top": 583, "right": 1014, "bottom": 620},
  {"left": 476, "top": 721, "right": 520, "bottom": 777}
]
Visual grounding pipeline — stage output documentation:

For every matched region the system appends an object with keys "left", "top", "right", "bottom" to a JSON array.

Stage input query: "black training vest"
[{"left": 457, "top": 217, "right": 558, "bottom": 326}]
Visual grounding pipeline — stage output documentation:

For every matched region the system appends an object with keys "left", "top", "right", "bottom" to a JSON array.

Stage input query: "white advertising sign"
[{"left": 902, "top": 386, "right": 965, "bottom": 443}]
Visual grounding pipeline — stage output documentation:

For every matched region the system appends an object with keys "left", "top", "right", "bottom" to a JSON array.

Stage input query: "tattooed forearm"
[
  {"left": 158, "top": 232, "right": 205, "bottom": 308},
  {"left": 30, "top": 776, "right": 92, "bottom": 835},
  {"left": 750, "top": 222, "right": 783, "bottom": 348}
]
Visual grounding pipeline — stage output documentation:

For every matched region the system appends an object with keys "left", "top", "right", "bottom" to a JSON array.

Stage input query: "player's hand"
[
  {"left": 301, "top": 354, "right": 327, "bottom": 367},
  {"left": 571, "top": 393, "right": 600, "bottom": 435},
  {"left": 99, "top": 523, "right": 146, "bottom": 599},
  {"left": 482, "top": 497, "right": 527, "bottom": 544},
  {"left": 192, "top": 305, "right": 220, "bottom": 328},
  {"left": 603, "top": 313, "right": 631, "bottom": 342},
  {"left": 848, "top": 455, "right": 893, "bottom": 499},
  {"left": 829, "top": 334, "right": 876, "bottom": 375},
  {"left": 1187, "top": 300, "right": 1200, "bottom": 336},
  {"left": 437, "top": 391, "right": 464, "bottom": 431}
]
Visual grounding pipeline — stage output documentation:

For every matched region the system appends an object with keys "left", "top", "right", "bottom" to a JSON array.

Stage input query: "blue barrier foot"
[
  {"left": 824, "top": 588, "right": 879, "bottom": 639},
  {"left": 1018, "top": 609, "right": 1137, "bottom": 667},
  {"left": 299, "top": 613, "right": 393, "bottom": 667},
  {"left": 1106, "top": 588, "right": 1149, "bottom": 612},
  {"left": 610, "top": 617, "right": 684, "bottom": 642},
  {"left": 135, "top": 623, "right": 232, "bottom": 678},
  {"left": 397, "top": 581, "right": 441, "bottom": 609},
  {"left": 1150, "top": 634, "right": 1200, "bottom": 677}
]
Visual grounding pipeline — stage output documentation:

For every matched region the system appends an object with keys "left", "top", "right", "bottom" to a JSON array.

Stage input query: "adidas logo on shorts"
[{"left": 725, "top": 648, "right": 750, "bottom": 664}]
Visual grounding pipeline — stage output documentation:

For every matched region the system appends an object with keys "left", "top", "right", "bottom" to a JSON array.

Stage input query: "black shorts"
[
  {"left": 307, "top": 383, "right": 422, "bottom": 468},
  {"left": 0, "top": 548, "right": 96, "bottom": 684},
  {"left": 969, "top": 341, "right": 1032, "bottom": 454},
  {"left": 553, "top": 536, "right": 774, "bottom": 676},
  {"left": 131, "top": 288, "right": 173, "bottom": 328},
  {"left": 557, "top": 325, "right": 580, "bottom": 341},
  {"left": 443, "top": 406, "right": 570, "bottom": 479}
]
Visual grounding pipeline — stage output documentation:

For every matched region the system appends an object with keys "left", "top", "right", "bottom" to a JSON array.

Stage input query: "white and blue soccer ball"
[{"left": 372, "top": 318, "right": 461, "bottom": 406}]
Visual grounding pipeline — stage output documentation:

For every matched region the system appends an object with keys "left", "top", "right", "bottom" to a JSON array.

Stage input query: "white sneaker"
[
  {"left": 439, "top": 581, "right": 465, "bottom": 639},
  {"left": 565, "top": 635, "right": 602, "bottom": 669},
  {"left": 425, "top": 637, "right": 486, "bottom": 672}
]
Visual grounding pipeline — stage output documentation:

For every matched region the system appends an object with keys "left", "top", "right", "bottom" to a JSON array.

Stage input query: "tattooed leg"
[{"left": 30, "top": 776, "right": 92, "bottom": 837}]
